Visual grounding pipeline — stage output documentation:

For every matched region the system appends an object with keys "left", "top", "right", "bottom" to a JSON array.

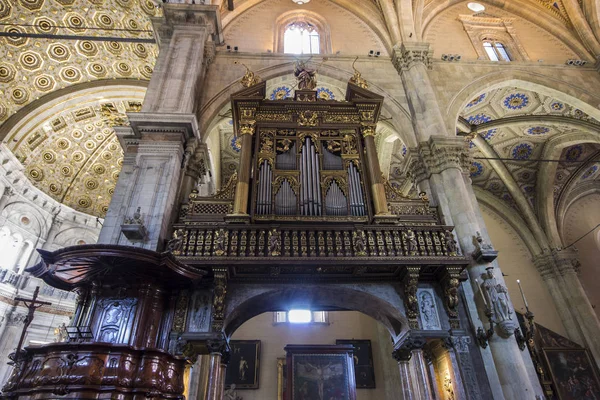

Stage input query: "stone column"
[
  {"left": 231, "top": 123, "right": 255, "bottom": 216},
  {"left": 392, "top": 346, "right": 415, "bottom": 400},
  {"left": 411, "top": 136, "right": 543, "bottom": 399},
  {"left": 361, "top": 125, "right": 389, "bottom": 215},
  {"left": 553, "top": 249, "right": 600, "bottom": 367},
  {"left": 218, "top": 350, "right": 230, "bottom": 400}
]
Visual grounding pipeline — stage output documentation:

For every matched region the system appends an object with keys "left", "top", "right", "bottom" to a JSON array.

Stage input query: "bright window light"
[
  {"left": 284, "top": 23, "right": 320, "bottom": 55},
  {"left": 288, "top": 309, "right": 312, "bottom": 323}
]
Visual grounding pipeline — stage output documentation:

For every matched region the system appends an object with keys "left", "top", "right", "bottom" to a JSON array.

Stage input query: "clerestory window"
[
  {"left": 283, "top": 22, "right": 320, "bottom": 54},
  {"left": 483, "top": 40, "right": 511, "bottom": 61}
]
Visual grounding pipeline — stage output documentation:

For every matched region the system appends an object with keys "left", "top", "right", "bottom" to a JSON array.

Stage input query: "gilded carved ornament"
[
  {"left": 238, "top": 121, "right": 256, "bottom": 136},
  {"left": 349, "top": 57, "right": 369, "bottom": 89},
  {"left": 235, "top": 61, "right": 261, "bottom": 88}
]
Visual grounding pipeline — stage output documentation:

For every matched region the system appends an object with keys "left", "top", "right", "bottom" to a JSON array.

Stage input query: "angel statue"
[{"left": 297, "top": 361, "right": 344, "bottom": 400}]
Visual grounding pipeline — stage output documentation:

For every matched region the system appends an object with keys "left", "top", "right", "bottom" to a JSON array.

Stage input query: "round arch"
[
  {"left": 198, "top": 62, "right": 416, "bottom": 147},
  {"left": 223, "top": 283, "right": 409, "bottom": 343},
  {"left": 447, "top": 72, "right": 600, "bottom": 133},
  {"left": 537, "top": 132, "right": 600, "bottom": 247},
  {"left": 0, "top": 79, "right": 148, "bottom": 142},
  {"left": 274, "top": 10, "right": 332, "bottom": 54}
]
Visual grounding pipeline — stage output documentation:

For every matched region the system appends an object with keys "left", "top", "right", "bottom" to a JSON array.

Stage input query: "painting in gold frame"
[
  {"left": 277, "top": 357, "right": 287, "bottom": 400},
  {"left": 543, "top": 347, "right": 600, "bottom": 400}
]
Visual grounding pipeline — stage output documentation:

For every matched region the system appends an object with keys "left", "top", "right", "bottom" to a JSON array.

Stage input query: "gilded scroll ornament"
[
  {"left": 349, "top": 57, "right": 369, "bottom": 89},
  {"left": 361, "top": 125, "right": 376, "bottom": 137}
]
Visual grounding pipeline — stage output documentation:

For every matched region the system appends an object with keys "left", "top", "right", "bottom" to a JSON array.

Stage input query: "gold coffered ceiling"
[
  {"left": 0, "top": 0, "right": 159, "bottom": 123},
  {"left": 5, "top": 92, "right": 146, "bottom": 217}
]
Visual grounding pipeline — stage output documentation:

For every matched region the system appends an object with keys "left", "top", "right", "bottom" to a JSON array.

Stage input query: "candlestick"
[
  {"left": 476, "top": 279, "right": 488, "bottom": 307},
  {"left": 516, "top": 279, "right": 530, "bottom": 312}
]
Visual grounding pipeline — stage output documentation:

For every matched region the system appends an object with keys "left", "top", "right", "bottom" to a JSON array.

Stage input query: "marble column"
[
  {"left": 411, "top": 136, "right": 543, "bottom": 399},
  {"left": 205, "top": 340, "right": 227, "bottom": 400},
  {"left": 393, "top": 347, "right": 415, "bottom": 400},
  {"left": 412, "top": 348, "right": 434, "bottom": 400}
]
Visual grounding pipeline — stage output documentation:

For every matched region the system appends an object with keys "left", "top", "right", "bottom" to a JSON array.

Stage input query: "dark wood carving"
[
  {"left": 1, "top": 245, "right": 206, "bottom": 400},
  {"left": 3, "top": 343, "right": 185, "bottom": 399}
]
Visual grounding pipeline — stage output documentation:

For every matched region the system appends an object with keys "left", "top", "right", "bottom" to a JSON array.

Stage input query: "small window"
[
  {"left": 483, "top": 40, "right": 511, "bottom": 61},
  {"left": 284, "top": 22, "right": 320, "bottom": 55},
  {"left": 273, "top": 310, "right": 329, "bottom": 324}
]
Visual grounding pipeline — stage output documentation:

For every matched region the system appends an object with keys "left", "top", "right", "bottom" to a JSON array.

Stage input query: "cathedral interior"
[{"left": 0, "top": 0, "right": 600, "bottom": 399}]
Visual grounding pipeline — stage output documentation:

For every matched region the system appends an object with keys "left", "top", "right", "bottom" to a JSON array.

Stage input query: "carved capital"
[
  {"left": 392, "top": 43, "right": 433, "bottom": 72},
  {"left": 552, "top": 248, "right": 580, "bottom": 276},
  {"left": 410, "top": 137, "right": 472, "bottom": 181},
  {"left": 206, "top": 339, "right": 228, "bottom": 355},
  {"left": 393, "top": 335, "right": 427, "bottom": 362},
  {"left": 361, "top": 125, "right": 377, "bottom": 138},
  {"left": 239, "top": 121, "right": 256, "bottom": 136},
  {"left": 532, "top": 252, "right": 556, "bottom": 280}
]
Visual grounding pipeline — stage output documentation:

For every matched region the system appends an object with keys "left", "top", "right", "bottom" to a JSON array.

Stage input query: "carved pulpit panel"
[{"left": 94, "top": 298, "right": 138, "bottom": 344}]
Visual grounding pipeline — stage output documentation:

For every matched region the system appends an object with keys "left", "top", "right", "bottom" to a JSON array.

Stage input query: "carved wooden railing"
[
  {"left": 170, "top": 224, "right": 462, "bottom": 261},
  {"left": 178, "top": 173, "right": 236, "bottom": 220}
]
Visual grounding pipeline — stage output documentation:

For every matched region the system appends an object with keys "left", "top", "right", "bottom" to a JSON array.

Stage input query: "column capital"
[
  {"left": 408, "top": 136, "right": 472, "bottom": 182},
  {"left": 391, "top": 42, "right": 433, "bottom": 72},
  {"left": 153, "top": 4, "right": 222, "bottom": 44},
  {"left": 206, "top": 338, "right": 228, "bottom": 355},
  {"left": 393, "top": 334, "right": 427, "bottom": 362}
]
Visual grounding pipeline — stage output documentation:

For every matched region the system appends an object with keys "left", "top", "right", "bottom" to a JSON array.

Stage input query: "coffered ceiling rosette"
[
  {"left": 461, "top": 87, "right": 600, "bottom": 218},
  {"left": 0, "top": 0, "right": 159, "bottom": 123}
]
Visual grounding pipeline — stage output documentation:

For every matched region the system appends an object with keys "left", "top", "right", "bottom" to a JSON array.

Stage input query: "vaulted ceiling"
[{"left": 461, "top": 87, "right": 600, "bottom": 230}]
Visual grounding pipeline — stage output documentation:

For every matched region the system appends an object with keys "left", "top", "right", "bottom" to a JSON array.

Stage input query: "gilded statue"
[
  {"left": 268, "top": 229, "right": 281, "bottom": 256},
  {"left": 406, "top": 230, "right": 418, "bottom": 255},
  {"left": 234, "top": 61, "right": 261, "bottom": 88},
  {"left": 445, "top": 277, "right": 460, "bottom": 317},
  {"left": 444, "top": 230, "right": 458, "bottom": 256},
  {"left": 353, "top": 231, "right": 367, "bottom": 256},
  {"left": 167, "top": 229, "right": 185, "bottom": 254},
  {"left": 213, "top": 229, "right": 227, "bottom": 256}
]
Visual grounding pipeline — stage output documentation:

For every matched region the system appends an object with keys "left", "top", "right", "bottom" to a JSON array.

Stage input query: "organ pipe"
[
  {"left": 348, "top": 163, "right": 366, "bottom": 216},
  {"left": 256, "top": 160, "right": 272, "bottom": 215}
]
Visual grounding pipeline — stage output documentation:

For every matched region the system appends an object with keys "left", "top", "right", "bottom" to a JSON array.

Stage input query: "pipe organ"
[{"left": 254, "top": 128, "right": 367, "bottom": 219}]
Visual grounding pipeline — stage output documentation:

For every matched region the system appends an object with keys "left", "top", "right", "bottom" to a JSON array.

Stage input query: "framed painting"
[
  {"left": 278, "top": 358, "right": 287, "bottom": 400},
  {"left": 285, "top": 344, "right": 357, "bottom": 400},
  {"left": 225, "top": 340, "right": 261, "bottom": 389},
  {"left": 336, "top": 340, "right": 375, "bottom": 388},
  {"left": 543, "top": 348, "right": 600, "bottom": 400}
]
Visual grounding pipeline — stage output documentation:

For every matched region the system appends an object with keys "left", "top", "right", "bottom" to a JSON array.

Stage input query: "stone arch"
[
  {"left": 0, "top": 79, "right": 148, "bottom": 142},
  {"left": 1, "top": 200, "right": 49, "bottom": 239},
  {"left": 199, "top": 62, "right": 415, "bottom": 146},
  {"left": 223, "top": 283, "right": 409, "bottom": 344},
  {"left": 447, "top": 72, "right": 600, "bottom": 133},
  {"left": 537, "top": 132, "right": 600, "bottom": 247}
]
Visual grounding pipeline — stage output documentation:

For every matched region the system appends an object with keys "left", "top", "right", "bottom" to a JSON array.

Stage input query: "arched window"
[
  {"left": 275, "top": 11, "right": 331, "bottom": 54},
  {"left": 284, "top": 22, "right": 320, "bottom": 54},
  {"left": 482, "top": 39, "right": 511, "bottom": 61}
]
